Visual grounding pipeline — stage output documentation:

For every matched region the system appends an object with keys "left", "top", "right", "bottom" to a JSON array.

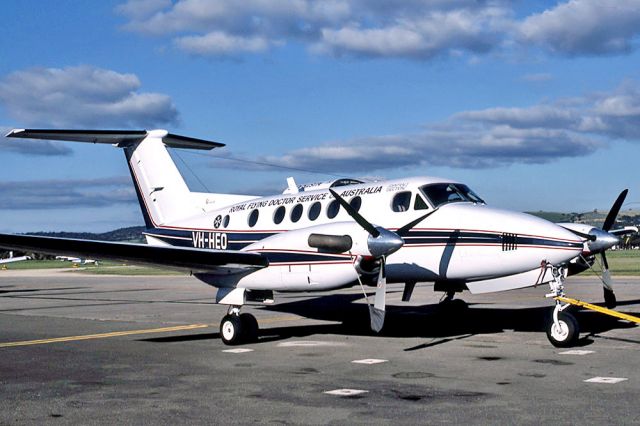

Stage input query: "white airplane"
[
  {"left": 56, "top": 256, "right": 97, "bottom": 265},
  {"left": 0, "top": 251, "right": 30, "bottom": 265},
  {"left": 0, "top": 129, "right": 628, "bottom": 347}
]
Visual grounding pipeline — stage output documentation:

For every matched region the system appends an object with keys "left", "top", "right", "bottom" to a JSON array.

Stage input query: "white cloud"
[
  {"left": 116, "top": 0, "right": 171, "bottom": 19},
  {"left": 117, "top": 0, "right": 640, "bottom": 59},
  {"left": 258, "top": 126, "right": 601, "bottom": 173},
  {"left": 317, "top": 7, "right": 507, "bottom": 59},
  {"left": 176, "top": 32, "right": 273, "bottom": 55},
  {"left": 0, "top": 65, "right": 179, "bottom": 128},
  {"left": 519, "top": 0, "right": 640, "bottom": 55},
  {"left": 238, "top": 80, "right": 640, "bottom": 173},
  {"left": 119, "top": 0, "right": 510, "bottom": 59},
  {"left": 456, "top": 105, "right": 580, "bottom": 129}
]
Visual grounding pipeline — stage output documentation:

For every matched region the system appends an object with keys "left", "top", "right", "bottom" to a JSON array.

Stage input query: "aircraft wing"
[
  {"left": 0, "top": 234, "right": 268, "bottom": 274},
  {"left": 610, "top": 226, "right": 638, "bottom": 237}
]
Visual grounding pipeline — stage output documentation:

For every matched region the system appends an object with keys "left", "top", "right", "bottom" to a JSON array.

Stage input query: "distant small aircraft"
[
  {"left": 56, "top": 256, "right": 97, "bottom": 265},
  {"left": 0, "top": 129, "right": 629, "bottom": 347},
  {"left": 0, "top": 251, "right": 30, "bottom": 265}
]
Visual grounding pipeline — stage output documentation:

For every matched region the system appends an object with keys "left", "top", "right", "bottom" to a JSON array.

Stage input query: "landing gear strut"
[
  {"left": 439, "top": 290, "right": 468, "bottom": 312},
  {"left": 544, "top": 264, "right": 579, "bottom": 347},
  {"left": 220, "top": 306, "right": 259, "bottom": 345}
]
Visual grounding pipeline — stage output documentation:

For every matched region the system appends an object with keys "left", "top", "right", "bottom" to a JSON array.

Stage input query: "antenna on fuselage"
[{"left": 286, "top": 177, "right": 299, "bottom": 194}]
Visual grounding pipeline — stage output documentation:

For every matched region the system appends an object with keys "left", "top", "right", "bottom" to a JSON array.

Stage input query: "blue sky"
[{"left": 1, "top": 0, "right": 639, "bottom": 232}]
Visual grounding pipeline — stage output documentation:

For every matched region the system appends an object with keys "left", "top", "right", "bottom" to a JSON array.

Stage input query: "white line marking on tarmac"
[
  {"left": 559, "top": 350, "right": 595, "bottom": 355},
  {"left": 324, "top": 389, "right": 369, "bottom": 396},
  {"left": 584, "top": 377, "right": 628, "bottom": 384},
  {"left": 222, "top": 348, "right": 254, "bottom": 353},
  {"left": 277, "top": 340, "right": 347, "bottom": 347},
  {"left": 352, "top": 358, "right": 387, "bottom": 365}
]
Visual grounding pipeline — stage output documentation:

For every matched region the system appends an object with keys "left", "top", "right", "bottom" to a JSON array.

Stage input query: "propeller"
[
  {"left": 593, "top": 190, "right": 627, "bottom": 308},
  {"left": 600, "top": 189, "right": 628, "bottom": 308},
  {"left": 558, "top": 189, "right": 628, "bottom": 308},
  {"left": 329, "top": 189, "right": 436, "bottom": 332}
]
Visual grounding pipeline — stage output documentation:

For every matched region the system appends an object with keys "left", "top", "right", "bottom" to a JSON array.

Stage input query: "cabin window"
[
  {"left": 327, "top": 200, "right": 340, "bottom": 219},
  {"left": 414, "top": 194, "right": 429, "bottom": 210},
  {"left": 273, "top": 206, "right": 286, "bottom": 224},
  {"left": 291, "top": 204, "right": 303, "bottom": 222},
  {"left": 248, "top": 209, "right": 259, "bottom": 227},
  {"left": 350, "top": 196, "right": 362, "bottom": 212},
  {"left": 308, "top": 202, "right": 321, "bottom": 221},
  {"left": 223, "top": 215, "right": 230, "bottom": 228},
  {"left": 391, "top": 191, "right": 412, "bottom": 212}
]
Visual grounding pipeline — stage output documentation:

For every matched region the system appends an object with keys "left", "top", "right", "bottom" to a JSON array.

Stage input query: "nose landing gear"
[{"left": 544, "top": 264, "right": 579, "bottom": 347}]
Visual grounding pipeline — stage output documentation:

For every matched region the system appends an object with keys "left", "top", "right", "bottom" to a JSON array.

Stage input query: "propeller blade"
[
  {"left": 329, "top": 189, "right": 380, "bottom": 238},
  {"left": 369, "top": 257, "right": 386, "bottom": 333},
  {"left": 601, "top": 252, "right": 616, "bottom": 308},
  {"left": 601, "top": 251, "right": 610, "bottom": 271},
  {"left": 603, "top": 189, "right": 628, "bottom": 231},
  {"left": 396, "top": 210, "right": 437, "bottom": 237}
]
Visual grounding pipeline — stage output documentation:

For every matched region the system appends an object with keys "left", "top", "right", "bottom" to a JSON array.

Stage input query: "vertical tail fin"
[{"left": 125, "top": 134, "right": 194, "bottom": 227}]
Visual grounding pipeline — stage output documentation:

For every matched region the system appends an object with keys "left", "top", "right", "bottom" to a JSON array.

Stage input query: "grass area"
[
  {"left": 2, "top": 260, "right": 73, "bottom": 270},
  {"left": 579, "top": 250, "right": 640, "bottom": 276},
  {"left": 1, "top": 259, "right": 180, "bottom": 275}
]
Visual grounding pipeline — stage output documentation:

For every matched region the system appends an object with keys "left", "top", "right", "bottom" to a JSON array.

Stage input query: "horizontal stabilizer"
[
  {"left": 5, "top": 129, "right": 224, "bottom": 150},
  {"left": 0, "top": 234, "right": 267, "bottom": 273}
]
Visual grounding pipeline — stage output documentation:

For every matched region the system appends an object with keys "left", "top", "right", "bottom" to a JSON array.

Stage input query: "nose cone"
[
  {"left": 368, "top": 227, "right": 404, "bottom": 257},
  {"left": 587, "top": 228, "right": 620, "bottom": 253}
]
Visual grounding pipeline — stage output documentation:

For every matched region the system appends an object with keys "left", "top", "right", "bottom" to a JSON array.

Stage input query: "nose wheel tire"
[
  {"left": 220, "top": 313, "right": 259, "bottom": 345},
  {"left": 546, "top": 311, "right": 579, "bottom": 348}
]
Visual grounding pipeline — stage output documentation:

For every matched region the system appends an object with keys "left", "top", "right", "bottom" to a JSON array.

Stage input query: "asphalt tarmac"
[{"left": 1, "top": 269, "right": 639, "bottom": 425}]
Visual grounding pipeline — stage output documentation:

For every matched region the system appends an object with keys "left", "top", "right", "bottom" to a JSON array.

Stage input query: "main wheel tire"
[
  {"left": 240, "top": 313, "right": 259, "bottom": 343},
  {"left": 604, "top": 288, "right": 617, "bottom": 309},
  {"left": 220, "top": 314, "right": 243, "bottom": 345},
  {"left": 546, "top": 311, "right": 579, "bottom": 348}
]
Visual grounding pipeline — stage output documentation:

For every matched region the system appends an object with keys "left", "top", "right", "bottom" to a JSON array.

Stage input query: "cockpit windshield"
[{"left": 420, "top": 183, "right": 485, "bottom": 208}]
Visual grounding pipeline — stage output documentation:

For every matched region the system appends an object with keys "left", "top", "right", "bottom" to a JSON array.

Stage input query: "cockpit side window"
[
  {"left": 391, "top": 191, "right": 412, "bottom": 212},
  {"left": 420, "top": 183, "right": 485, "bottom": 208},
  {"left": 414, "top": 194, "right": 429, "bottom": 210}
]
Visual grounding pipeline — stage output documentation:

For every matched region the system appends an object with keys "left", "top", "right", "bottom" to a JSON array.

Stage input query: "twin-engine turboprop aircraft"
[{"left": 0, "top": 129, "right": 629, "bottom": 347}]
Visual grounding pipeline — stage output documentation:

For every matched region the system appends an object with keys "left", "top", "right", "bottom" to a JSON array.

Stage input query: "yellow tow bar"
[{"left": 555, "top": 296, "right": 640, "bottom": 324}]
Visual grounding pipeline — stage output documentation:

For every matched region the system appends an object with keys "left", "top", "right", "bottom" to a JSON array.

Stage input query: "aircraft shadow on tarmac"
[{"left": 142, "top": 292, "right": 640, "bottom": 348}]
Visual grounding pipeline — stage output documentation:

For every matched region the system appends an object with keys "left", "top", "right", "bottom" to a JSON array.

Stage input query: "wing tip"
[{"left": 5, "top": 129, "right": 25, "bottom": 138}]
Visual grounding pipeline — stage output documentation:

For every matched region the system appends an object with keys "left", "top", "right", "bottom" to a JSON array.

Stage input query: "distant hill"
[
  {"left": 28, "top": 226, "right": 146, "bottom": 243},
  {"left": 526, "top": 211, "right": 575, "bottom": 223},
  {"left": 528, "top": 210, "right": 640, "bottom": 228}
]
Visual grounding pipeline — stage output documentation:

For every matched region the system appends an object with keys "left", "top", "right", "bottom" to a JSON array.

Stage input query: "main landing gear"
[
  {"left": 220, "top": 306, "right": 259, "bottom": 345},
  {"left": 439, "top": 290, "right": 468, "bottom": 312},
  {"left": 544, "top": 264, "right": 579, "bottom": 347}
]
